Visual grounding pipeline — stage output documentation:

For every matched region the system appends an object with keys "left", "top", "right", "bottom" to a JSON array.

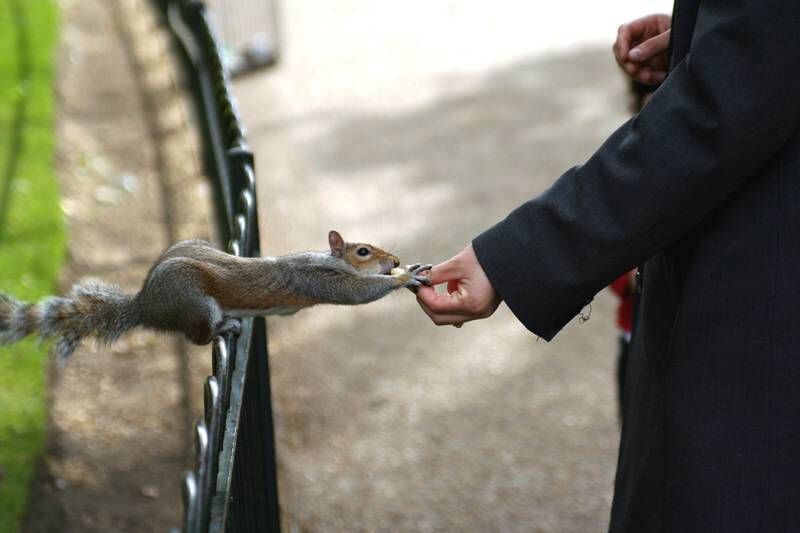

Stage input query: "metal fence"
[{"left": 153, "top": 1, "right": 280, "bottom": 531}]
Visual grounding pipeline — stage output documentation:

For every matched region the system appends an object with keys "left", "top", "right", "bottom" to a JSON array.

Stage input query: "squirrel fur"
[{"left": 0, "top": 230, "right": 431, "bottom": 361}]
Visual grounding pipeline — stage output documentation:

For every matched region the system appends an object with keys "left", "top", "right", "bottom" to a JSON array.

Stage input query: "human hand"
[
  {"left": 415, "top": 245, "right": 501, "bottom": 328},
  {"left": 613, "top": 14, "right": 672, "bottom": 85}
]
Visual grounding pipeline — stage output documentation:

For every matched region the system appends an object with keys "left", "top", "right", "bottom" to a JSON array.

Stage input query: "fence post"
[
  {"left": 225, "top": 316, "right": 280, "bottom": 532},
  {"left": 153, "top": 1, "right": 281, "bottom": 530}
]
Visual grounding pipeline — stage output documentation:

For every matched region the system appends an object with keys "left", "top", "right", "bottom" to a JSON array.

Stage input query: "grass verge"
[{"left": 0, "top": 0, "right": 65, "bottom": 531}]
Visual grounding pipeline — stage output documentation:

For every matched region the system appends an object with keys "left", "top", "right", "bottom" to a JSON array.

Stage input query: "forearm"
[{"left": 299, "top": 271, "right": 400, "bottom": 305}]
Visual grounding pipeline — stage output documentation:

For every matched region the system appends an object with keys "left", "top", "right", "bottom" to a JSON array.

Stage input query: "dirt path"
[
  {"left": 230, "top": 1, "right": 662, "bottom": 530},
  {"left": 24, "top": 0, "right": 212, "bottom": 530}
]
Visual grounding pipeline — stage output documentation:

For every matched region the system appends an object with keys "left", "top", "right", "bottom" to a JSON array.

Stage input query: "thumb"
[
  {"left": 426, "top": 256, "right": 464, "bottom": 285},
  {"left": 629, "top": 29, "right": 670, "bottom": 62}
]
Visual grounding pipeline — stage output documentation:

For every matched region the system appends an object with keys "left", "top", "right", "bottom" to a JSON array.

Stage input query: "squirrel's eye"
[{"left": 356, "top": 247, "right": 370, "bottom": 257}]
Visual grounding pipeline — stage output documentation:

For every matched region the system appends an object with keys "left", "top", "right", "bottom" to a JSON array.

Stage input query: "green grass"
[{"left": 0, "top": 0, "right": 65, "bottom": 531}]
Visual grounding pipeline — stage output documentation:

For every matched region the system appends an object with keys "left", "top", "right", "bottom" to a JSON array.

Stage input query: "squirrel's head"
[{"left": 328, "top": 230, "right": 400, "bottom": 275}]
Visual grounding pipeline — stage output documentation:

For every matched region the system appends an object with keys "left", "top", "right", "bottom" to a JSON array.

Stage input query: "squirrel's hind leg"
[
  {"left": 183, "top": 298, "right": 241, "bottom": 344},
  {"left": 183, "top": 295, "right": 226, "bottom": 345}
]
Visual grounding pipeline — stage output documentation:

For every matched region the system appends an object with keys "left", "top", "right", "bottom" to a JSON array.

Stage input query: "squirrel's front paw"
[{"left": 401, "top": 263, "right": 433, "bottom": 288}]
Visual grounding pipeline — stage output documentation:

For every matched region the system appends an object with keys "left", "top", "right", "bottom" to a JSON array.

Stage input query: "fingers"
[
  {"left": 628, "top": 30, "right": 670, "bottom": 63},
  {"left": 415, "top": 245, "right": 501, "bottom": 327},
  {"left": 415, "top": 284, "right": 469, "bottom": 316},
  {"left": 418, "top": 305, "right": 469, "bottom": 327},
  {"left": 634, "top": 68, "right": 666, "bottom": 85},
  {"left": 412, "top": 252, "right": 471, "bottom": 315},
  {"left": 614, "top": 13, "right": 672, "bottom": 80},
  {"left": 624, "top": 65, "right": 667, "bottom": 85},
  {"left": 416, "top": 288, "right": 472, "bottom": 326},
  {"left": 615, "top": 16, "right": 652, "bottom": 62},
  {"left": 616, "top": 41, "right": 669, "bottom": 83},
  {"left": 415, "top": 247, "right": 479, "bottom": 316},
  {"left": 614, "top": 25, "right": 628, "bottom": 65}
]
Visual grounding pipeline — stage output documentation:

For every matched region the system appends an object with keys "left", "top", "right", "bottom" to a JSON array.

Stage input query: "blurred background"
[{"left": 0, "top": 0, "right": 670, "bottom": 531}]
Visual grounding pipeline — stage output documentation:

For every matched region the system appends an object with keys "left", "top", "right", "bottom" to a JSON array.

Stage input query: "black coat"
[{"left": 472, "top": 0, "right": 800, "bottom": 530}]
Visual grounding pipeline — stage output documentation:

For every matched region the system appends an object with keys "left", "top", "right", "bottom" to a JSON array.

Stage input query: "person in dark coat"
[{"left": 416, "top": 1, "right": 800, "bottom": 531}]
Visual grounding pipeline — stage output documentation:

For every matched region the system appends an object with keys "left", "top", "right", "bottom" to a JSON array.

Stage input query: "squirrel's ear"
[{"left": 328, "top": 230, "right": 345, "bottom": 257}]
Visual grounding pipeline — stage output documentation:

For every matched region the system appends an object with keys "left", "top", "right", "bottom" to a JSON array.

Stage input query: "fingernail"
[{"left": 629, "top": 48, "right": 642, "bottom": 61}]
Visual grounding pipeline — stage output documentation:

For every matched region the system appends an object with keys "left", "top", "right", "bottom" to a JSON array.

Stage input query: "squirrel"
[{"left": 0, "top": 230, "right": 431, "bottom": 362}]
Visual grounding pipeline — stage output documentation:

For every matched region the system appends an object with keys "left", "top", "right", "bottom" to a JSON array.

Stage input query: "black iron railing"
[{"left": 153, "top": 1, "right": 280, "bottom": 531}]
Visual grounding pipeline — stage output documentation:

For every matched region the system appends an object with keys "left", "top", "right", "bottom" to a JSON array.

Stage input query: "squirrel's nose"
[{"left": 393, "top": 259, "right": 400, "bottom": 268}]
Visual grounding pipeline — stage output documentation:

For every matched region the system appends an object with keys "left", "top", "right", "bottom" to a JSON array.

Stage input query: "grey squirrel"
[{"left": 0, "top": 230, "right": 431, "bottom": 361}]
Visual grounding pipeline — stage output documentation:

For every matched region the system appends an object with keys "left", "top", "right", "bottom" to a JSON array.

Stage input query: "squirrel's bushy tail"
[{"left": 0, "top": 280, "right": 139, "bottom": 361}]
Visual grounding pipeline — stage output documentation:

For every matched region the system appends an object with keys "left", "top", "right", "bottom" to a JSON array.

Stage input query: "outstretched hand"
[
  {"left": 415, "top": 245, "right": 501, "bottom": 328},
  {"left": 613, "top": 13, "right": 672, "bottom": 85}
]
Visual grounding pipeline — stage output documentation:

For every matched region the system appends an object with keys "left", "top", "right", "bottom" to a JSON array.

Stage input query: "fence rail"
[{"left": 152, "top": 1, "right": 280, "bottom": 531}]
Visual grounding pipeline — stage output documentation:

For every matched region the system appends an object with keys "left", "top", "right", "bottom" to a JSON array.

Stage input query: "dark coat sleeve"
[{"left": 472, "top": 0, "right": 800, "bottom": 340}]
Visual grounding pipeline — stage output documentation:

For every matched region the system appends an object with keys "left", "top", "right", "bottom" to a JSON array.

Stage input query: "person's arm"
[{"left": 419, "top": 0, "right": 800, "bottom": 338}]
